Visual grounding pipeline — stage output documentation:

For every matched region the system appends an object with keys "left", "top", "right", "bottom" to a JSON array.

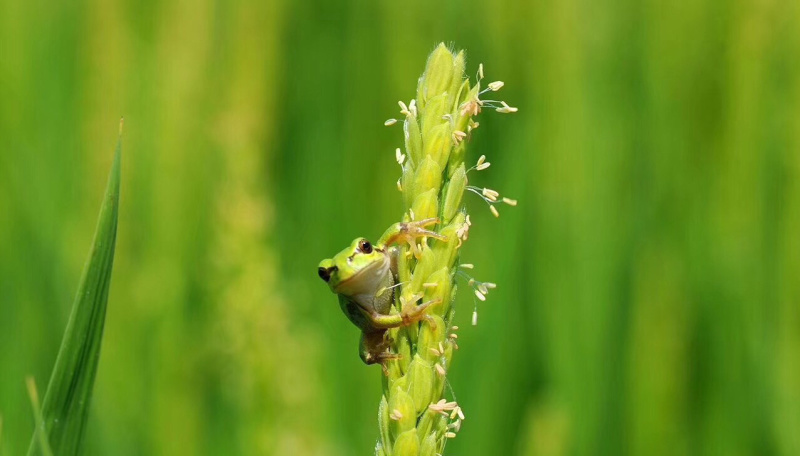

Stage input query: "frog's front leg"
[
  {"left": 377, "top": 218, "right": 447, "bottom": 258},
  {"left": 359, "top": 295, "right": 441, "bottom": 330}
]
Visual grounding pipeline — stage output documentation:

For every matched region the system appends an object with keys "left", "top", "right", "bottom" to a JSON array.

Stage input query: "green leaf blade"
[{"left": 28, "top": 130, "right": 121, "bottom": 456}]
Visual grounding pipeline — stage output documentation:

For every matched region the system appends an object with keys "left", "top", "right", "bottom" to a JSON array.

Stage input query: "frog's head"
[{"left": 318, "top": 237, "right": 388, "bottom": 296}]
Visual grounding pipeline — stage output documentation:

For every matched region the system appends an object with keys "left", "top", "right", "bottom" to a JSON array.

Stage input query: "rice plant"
[
  {"left": 26, "top": 126, "right": 121, "bottom": 455},
  {"left": 374, "top": 42, "right": 518, "bottom": 456},
  {"left": 317, "top": 43, "right": 516, "bottom": 456}
]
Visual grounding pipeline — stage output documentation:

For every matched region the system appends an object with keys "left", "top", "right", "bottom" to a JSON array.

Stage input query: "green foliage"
[{"left": 26, "top": 133, "right": 121, "bottom": 456}]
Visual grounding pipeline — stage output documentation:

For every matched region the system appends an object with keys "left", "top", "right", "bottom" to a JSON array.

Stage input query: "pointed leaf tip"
[{"left": 27, "top": 129, "right": 121, "bottom": 455}]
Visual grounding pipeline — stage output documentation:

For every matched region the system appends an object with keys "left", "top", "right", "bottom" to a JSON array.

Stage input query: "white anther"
[{"left": 488, "top": 81, "right": 504, "bottom": 91}]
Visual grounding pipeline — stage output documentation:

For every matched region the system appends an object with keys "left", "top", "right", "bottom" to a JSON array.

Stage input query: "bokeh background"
[{"left": 1, "top": 0, "right": 799, "bottom": 454}]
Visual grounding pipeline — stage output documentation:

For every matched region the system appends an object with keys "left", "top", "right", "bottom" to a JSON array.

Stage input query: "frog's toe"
[
  {"left": 400, "top": 297, "right": 441, "bottom": 326},
  {"left": 412, "top": 217, "right": 440, "bottom": 227},
  {"left": 365, "top": 350, "right": 402, "bottom": 374},
  {"left": 379, "top": 352, "right": 402, "bottom": 361},
  {"left": 402, "top": 219, "right": 447, "bottom": 242},
  {"left": 414, "top": 227, "right": 447, "bottom": 242},
  {"left": 378, "top": 354, "right": 403, "bottom": 376}
]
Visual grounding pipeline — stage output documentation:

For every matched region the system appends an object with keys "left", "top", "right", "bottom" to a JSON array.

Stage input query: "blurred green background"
[{"left": 1, "top": 0, "right": 799, "bottom": 454}]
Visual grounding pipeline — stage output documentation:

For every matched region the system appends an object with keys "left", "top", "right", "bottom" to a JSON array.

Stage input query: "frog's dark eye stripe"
[{"left": 318, "top": 266, "right": 337, "bottom": 282}]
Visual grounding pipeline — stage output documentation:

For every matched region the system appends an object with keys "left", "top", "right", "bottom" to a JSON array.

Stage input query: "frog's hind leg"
[{"left": 360, "top": 330, "right": 401, "bottom": 374}]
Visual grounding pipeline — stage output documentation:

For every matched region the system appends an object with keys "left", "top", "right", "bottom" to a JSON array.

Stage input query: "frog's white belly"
[{"left": 349, "top": 257, "right": 391, "bottom": 307}]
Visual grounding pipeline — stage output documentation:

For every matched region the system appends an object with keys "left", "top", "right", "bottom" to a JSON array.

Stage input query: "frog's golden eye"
[
  {"left": 318, "top": 266, "right": 336, "bottom": 282},
  {"left": 358, "top": 239, "right": 373, "bottom": 254}
]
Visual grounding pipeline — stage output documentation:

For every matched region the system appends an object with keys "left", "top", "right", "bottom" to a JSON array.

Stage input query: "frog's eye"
[
  {"left": 318, "top": 266, "right": 336, "bottom": 282},
  {"left": 358, "top": 239, "right": 373, "bottom": 254}
]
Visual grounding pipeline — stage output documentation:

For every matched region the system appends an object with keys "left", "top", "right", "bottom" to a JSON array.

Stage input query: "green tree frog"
[{"left": 318, "top": 218, "right": 445, "bottom": 366}]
